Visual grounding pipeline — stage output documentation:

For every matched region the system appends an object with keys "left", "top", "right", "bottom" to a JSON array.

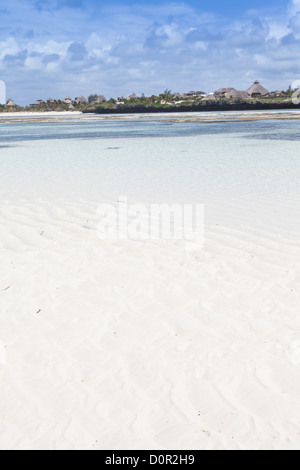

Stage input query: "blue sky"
[{"left": 1, "top": 0, "right": 300, "bottom": 104}]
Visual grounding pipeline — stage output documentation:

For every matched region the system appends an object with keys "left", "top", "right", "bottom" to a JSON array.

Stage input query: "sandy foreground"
[{"left": 0, "top": 196, "right": 299, "bottom": 450}]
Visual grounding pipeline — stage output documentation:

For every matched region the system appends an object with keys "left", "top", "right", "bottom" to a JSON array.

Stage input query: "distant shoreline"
[
  {"left": 0, "top": 111, "right": 82, "bottom": 117},
  {"left": 1, "top": 107, "right": 300, "bottom": 124},
  {"left": 2, "top": 102, "right": 300, "bottom": 118}
]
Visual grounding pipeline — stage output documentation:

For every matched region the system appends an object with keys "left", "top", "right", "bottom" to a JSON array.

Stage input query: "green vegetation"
[{"left": 88, "top": 94, "right": 98, "bottom": 103}]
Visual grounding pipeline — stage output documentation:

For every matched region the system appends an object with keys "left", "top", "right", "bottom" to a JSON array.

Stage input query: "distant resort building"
[
  {"left": 227, "top": 90, "right": 250, "bottom": 99},
  {"left": 94, "top": 95, "right": 106, "bottom": 104},
  {"left": 273, "top": 90, "right": 285, "bottom": 97},
  {"left": 214, "top": 88, "right": 236, "bottom": 98},
  {"left": 6, "top": 99, "right": 16, "bottom": 108},
  {"left": 64, "top": 95, "right": 72, "bottom": 104},
  {"left": 30, "top": 99, "right": 44, "bottom": 107},
  {"left": 246, "top": 80, "right": 270, "bottom": 97},
  {"left": 204, "top": 81, "right": 271, "bottom": 101},
  {"left": 222, "top": 89, "right": 250, "bottom": 99},
  {"left": 75, "top": 96, "right": 87, "bottom": 104},
  {"left": 214, "top": 87, "right": 247, "bottom": 99}
]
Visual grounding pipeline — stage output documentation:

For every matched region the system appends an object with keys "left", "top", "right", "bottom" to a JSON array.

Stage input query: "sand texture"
[{"left": 0, "top": 200, "right": 299, "bottom": 450}]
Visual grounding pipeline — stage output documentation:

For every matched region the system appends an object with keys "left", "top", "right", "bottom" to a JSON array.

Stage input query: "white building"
[{"left": 0, "top": 80, "right": 6, "bottom": 105}]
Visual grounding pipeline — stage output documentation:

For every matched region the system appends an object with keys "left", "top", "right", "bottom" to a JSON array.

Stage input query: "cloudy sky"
[{"left": 1, "top": 0, "right": 300, "bottom": 104}]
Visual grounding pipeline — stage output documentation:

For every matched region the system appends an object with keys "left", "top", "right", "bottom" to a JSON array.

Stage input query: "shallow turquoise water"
[
  {"left": 0, "top": 116, "right": 300, "bottom": 142},
  {"left": 0, "top": 114, "right": 299, "bottom": 233}
]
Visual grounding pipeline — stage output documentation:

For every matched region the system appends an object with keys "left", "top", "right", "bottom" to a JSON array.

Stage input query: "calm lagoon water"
[{"left": 0, "top": 113, "right": 299, "bottom": 233}]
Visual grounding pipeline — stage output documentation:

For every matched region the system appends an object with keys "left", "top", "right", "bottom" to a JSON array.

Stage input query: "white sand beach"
[{"left": 0, "top": 112, "right": 299, "bottom": 450}]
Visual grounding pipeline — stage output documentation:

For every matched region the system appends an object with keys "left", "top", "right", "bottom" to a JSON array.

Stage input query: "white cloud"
[
  {"left": 288, "top": 0, "right": 300, "bottom": 14},
  {"left": 39, "top": 40, "right": 71, "bottom": 56},
  {"left": 267, "top": 20, "right": 291, "bottom": 40},
  {"left": 24, "top": 56, "right": 43, "bottom": 70},
  {"left": 290, "top": 11, "right": 300, "bottom": 37},
  {"left": 128, "top": 68, "right": 143, "bottom": 79},
  {"left": 0, "top": 38, "right": 20, "bottom": 60},
  {"left": 45, "top": 61, "right": 60, "bottom": 73},
  {"left": 194, "top": 41, "right": 207, "bottom": 51}
]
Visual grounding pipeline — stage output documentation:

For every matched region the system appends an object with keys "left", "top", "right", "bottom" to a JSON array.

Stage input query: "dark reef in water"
[{"left": 86, "top": 102, "right": 300, "bottom": 115}]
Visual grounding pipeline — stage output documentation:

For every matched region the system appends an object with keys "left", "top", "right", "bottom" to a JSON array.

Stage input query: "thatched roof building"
[
  {"left": 225, "top": 89, "right": 249, "bottom": 99},
  {"left": 6, "top": 99, "right": 16, "bottom": 107},
  {"left": 75, "top": 96, "right": 87, "bottom": 104},
  {"left": 247, "top": 80, "right": 270, "bottom": 97},
  {"left": 214, "top": 88, "right": 236, "bottom": 97},
  {"left": 65, "top": 95, "right": 72, "bottom": 104},
  {"left": 30, "top": 100, "right": 43, "bottom": 107},
  {"left": 94, "top": 95, "right": 106, "bottom": 104}
]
